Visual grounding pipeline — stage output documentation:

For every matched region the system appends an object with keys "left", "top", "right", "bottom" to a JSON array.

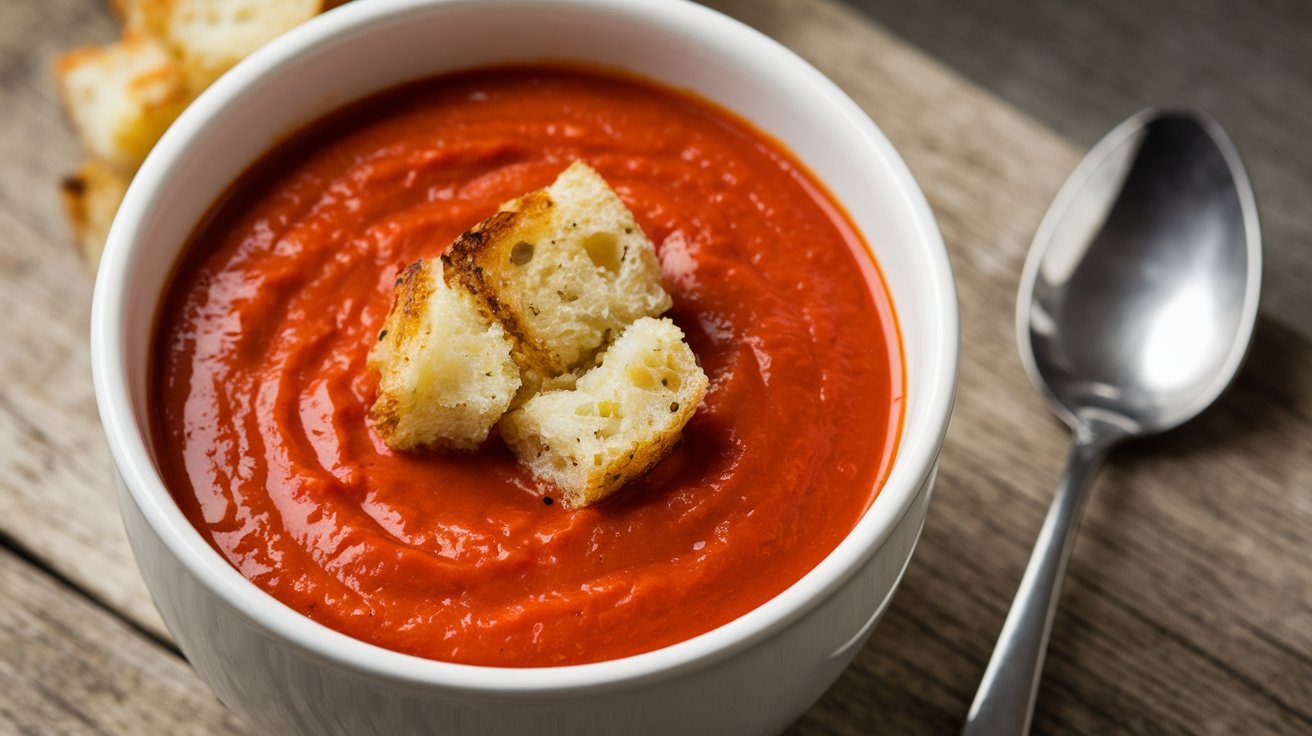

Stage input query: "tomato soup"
[{"left": 152, "top": 67, "right": 903, "bottom": 667}]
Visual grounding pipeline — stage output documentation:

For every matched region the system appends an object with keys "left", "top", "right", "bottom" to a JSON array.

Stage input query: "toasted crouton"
[
  {"left": 500, "top": 317, "right": 708, "bottom": 507},
  {"left": 133, "top": 0, "right": 325, "bottom": 89},
  {"left": 368, "top": 259, "right": 521, "bottom": 451},
  {"left": 108, "top": 0, "right": 138, "bottom": 23},
  {"left": 60, "top": 161, "right": 131, "bottom": 269},
  {"left": 442, "top": 161, "right": 672, "bottom": 380},
  {"left": 56, "top": 0, "right": 330, "bottom": 269},
  {"left": 54, "top": 32, "right": 191, "bottom": 173}
]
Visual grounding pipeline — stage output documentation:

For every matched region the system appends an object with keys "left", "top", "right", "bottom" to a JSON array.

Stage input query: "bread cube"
[
  {"left": 132, "top": 0, "right": 324, "bottom": 89},
  {"left": 442, "top": 161, "right": 672, "bottom": 380},
  {"left": 54, "top": 33, "right": 191, "bottom": 173},
  {"left": 500, "top": 317, "right": 709, "bottom": 507},
  {"left": 60, "top": 160, "right": 131, "bottom": 269},
  {"left": 368, "top": 259, "right": 521, "bottom": 451}
]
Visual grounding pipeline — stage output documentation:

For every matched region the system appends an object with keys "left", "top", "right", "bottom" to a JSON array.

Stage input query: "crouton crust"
[
  {"left": 442, "top": 192, "right": 559, "bottom": 373},
  {"left": 60, "top": 161, "right": 131, "bottom": 269},
  {"left": 368, "top": 259, "right": 521, "bottom": 451},
  {"left": 441, "top": 161, "right": 672, "bottom": 382}
]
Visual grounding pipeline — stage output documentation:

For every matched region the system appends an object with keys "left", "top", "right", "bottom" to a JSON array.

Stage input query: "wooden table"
[{"left": 2, "top": 0, "right": 1309, "bottom": 732}]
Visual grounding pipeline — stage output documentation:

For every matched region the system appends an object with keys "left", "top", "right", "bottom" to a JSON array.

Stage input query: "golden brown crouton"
[
  {"left": 368, "top": 259, "right": 521, "bottom": 451},
  {"left": 132, "top": 0, "right": 325, "bottom": 89},
  {"left": 55, "top": 0, "right": 330, "bottom": 269},
  {"left": 60, "top": 161, "right": 131, "bottom": 269},
  {"left": 442, "top": 161, "right": 672, "bottom": 381},
  {"left": 54, "top": 32, "right": 191, "bottom": 173},
  {"left": 499, "top": 317, "right": 708, "bottom": 507}
]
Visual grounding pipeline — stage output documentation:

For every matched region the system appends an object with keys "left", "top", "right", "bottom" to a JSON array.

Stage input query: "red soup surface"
[{"left": 153, "top": 66, "right": 903, "bottom": 667}]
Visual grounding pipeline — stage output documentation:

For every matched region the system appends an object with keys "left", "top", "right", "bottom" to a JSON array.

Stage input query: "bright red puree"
[{"left": 153, "top": 67, "right": 903, "bottom": 667}]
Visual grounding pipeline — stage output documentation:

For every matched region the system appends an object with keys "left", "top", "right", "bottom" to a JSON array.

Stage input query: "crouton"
[
  {"left": 373, "top": 168, "right": 704, "bottom": 501},
  {"left": 56, "top": 0, "right": 331, "bottom": 268},
  {"left": 500, "top": 317, "right": 708, "bottom": 508},
  {"left": 442, "top": 161, "right": 672, "bottom": 381},
  {"left": 60, "top": 161, "right": 131, "bottom": 269},
  {"left": 368, "top": 259, "right": 521, "bottom": 451},
  {"left": 108, "top": 0, "right": 139, "bottom": 24},
  {"left": 133, "top": 0, "right": 325, "bottom": 89},
  {"left": 54, "top": 32, "right": 191, "bottom": 173}
]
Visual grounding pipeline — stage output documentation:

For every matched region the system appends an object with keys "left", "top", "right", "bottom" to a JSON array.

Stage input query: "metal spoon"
[{"left": 961, "top": 109, "right": 1261, "bottom": 735}]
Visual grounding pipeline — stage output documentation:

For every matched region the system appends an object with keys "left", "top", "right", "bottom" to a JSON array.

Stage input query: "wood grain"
[
  {"left": 0, "top": 0, "right": 1308, "bottom": 733},
  {"left": 0, "top": 546, "right": 248, "bottom": 735},
  {"left": 0, "top": 0, "right": 167, "bottom": 640}
]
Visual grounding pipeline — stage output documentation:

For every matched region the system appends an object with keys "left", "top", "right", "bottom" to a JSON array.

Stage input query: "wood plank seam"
[{"left": 0, "top": 526, "right": 181, "bottom": 659}]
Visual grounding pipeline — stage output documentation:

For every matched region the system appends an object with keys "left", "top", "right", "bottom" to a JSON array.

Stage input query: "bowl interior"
[{"left": 95, "top": 0, "right": 955, "bottom": 688}]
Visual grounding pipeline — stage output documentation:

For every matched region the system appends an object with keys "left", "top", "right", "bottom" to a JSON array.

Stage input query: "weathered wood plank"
[
  {"left": 0, "top": 0, "right": 169, "bottom": 641},
  {"left": 0, "top": 545, "right": 248, "bottom": 735},
  {"left": 0, "top": 200, "right": 166, "bottom": 639}
]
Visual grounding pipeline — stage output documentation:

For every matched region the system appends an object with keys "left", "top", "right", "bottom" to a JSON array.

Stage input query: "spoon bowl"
[
  {"left": 1020, "top": 109, "right": 1261, "bottom": 436},
  {"left": 963, "top": 108, "right": 1260, "bottom": 735}
]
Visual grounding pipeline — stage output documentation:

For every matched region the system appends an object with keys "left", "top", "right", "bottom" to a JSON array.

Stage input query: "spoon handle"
[{"left": 962, "top": 425, "right": 1119, "bottom": 736}]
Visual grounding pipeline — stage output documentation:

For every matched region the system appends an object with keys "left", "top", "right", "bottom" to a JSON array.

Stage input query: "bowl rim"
[{"left": 91, "top": 0, "right": 958, "bottom": 696}]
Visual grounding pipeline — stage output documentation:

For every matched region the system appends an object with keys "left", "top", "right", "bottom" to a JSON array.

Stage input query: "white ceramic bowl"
[{"left": 90, "top": 0, "right": 958, "bottom": 733}]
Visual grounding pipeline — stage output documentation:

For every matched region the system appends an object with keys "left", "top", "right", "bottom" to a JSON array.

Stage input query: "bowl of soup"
[{"left": 90, "top": 0, "right": 958, "bottom": 733}]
